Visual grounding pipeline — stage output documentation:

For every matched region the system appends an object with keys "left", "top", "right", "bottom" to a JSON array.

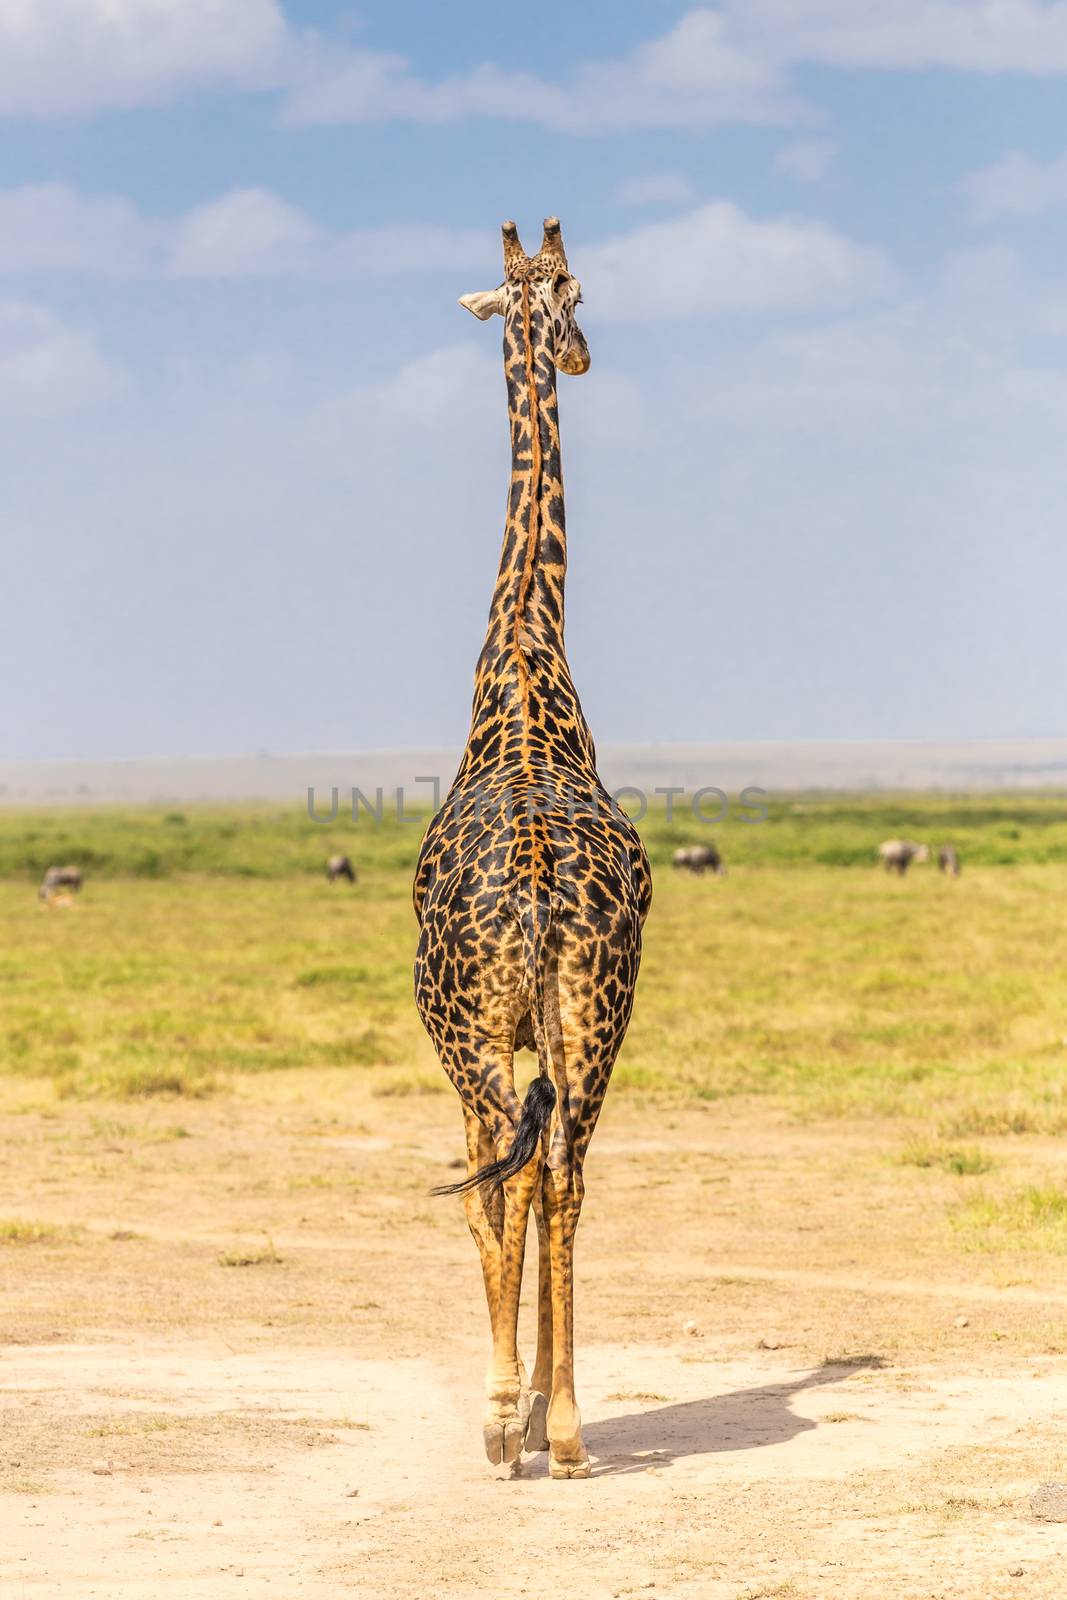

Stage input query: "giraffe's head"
[{"left": 459, "top": 217, "right": 590, "bottom": 377}]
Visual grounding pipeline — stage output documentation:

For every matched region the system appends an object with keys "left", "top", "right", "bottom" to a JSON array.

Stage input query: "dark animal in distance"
[
  {"left": 38, "top": 865, "right": 83, "bottom": 905},
  {"left": 877, "top": 840, "right": 930, "bottom": 876},
  {"left": 672, "top": 843, "right": 726, "bottom": 876},
  {"left": 938, "top": 844, "right": 961, "bottom": 876},
  {"left": 326, "top": 854, "right": 356, "bottom": 884}
]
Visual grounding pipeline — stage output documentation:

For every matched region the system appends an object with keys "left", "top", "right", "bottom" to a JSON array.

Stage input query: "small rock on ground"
[{"left": 1031, "top": 1483, "right": 1067, "bottom": 1521}]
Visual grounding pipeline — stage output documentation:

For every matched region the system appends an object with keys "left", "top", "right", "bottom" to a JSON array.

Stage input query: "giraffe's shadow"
[{"left": 521, "top": 1357, "right": 885, "bottom": 1479}]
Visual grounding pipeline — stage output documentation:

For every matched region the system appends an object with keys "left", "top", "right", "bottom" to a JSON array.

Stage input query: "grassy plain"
[
  {"left": 6, "top": 794, "right": 1067, "bottom": 1595},
  {"left": 3, "top": 794, "right": 1067, "bottom": 1129}
]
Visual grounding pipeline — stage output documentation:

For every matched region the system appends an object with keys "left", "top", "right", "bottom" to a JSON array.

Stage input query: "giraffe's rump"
[{"left": 413, "top": 766, "right": 650, "bottom": 1119}]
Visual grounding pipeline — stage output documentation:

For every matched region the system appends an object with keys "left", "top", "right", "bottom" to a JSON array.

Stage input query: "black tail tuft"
[{"left": 433, "top": 1076, "right": 556, "bottom": 1198}]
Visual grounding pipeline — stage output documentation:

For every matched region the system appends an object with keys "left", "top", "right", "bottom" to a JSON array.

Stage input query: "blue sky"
[{"left": 2, "top": 0, "right": 1067, "bottom": 759}]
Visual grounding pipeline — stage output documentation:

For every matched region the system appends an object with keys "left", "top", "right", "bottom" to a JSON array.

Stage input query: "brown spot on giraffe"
[{"left": 413, "top": 217, "right": 651, "bottom": 1479}]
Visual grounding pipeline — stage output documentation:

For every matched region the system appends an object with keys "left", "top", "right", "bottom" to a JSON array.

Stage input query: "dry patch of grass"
[
  {"left": 940, "top": 1106, "right": 1067, "bottom": 1138},
  {"left": 371, "top": 1071, "right": 446, "bottom": 1099},
  {"left": 7, "top": 1405, "right": 353, "bottom": 1485},
  {"left": 217, "top": 1237, "right": 283, "bottom": 1268},
  {"left": 604, "top": 1390, "right": 671, "bottom": 1403},
  {"left": 286, "top": 1173, "right": 360, "bottom": 1192},
  {"left": 88, "top": 1117, "right": 192, "bottom": 1142},
  {"left": 57, "top": 1063, "right": 217, "bottom": 1101},
  {"left": 290, "top": 1414, "right": 371, "bottom": 1431},
  {"left": 86, "top": 1416, "right": 172, "bottom": 1438},
  {"left": 0, "top": 1219, "right": 70, "bottom": 1245},
  {"left": 898, "top": 1492, "right": 1014, "bottom": 1521},
  {"left": 899, "top": 1139, "right": 993, "bottom": 1176}
]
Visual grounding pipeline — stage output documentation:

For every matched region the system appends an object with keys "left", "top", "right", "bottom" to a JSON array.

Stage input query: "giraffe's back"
[{"left": 413, "top": 760, "right": 650, "bottom": 1073}]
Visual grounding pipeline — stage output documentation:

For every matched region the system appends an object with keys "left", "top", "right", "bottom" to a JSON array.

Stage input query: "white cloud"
[
  {"left": 282, "top": 48, "right": 544, "bottom": 127},
  {"left": 962, "top": 149, "right": 1067, "bottom": 218},
  {"left": 0, "top": 0, "right": 287, "bottom": 117},
  {"left": 581, "top": 202, "right": 892, "bottom": 321},
  {"left": 284, "top": 5, "right": 1067, "bottom": 134},
  {"left": 774, "top": 138, "right": 837, "bottom": 183},
  {"left": 0, "top": 187, "right": 892, "bottom": 321},
  {"left": 0, "top": 184, "right": 155, "bottom": 274},
  {"left": 7, "top": 252, "right": 1067, "bottom": 756},
  {"left": 731, "top": 0, "right": 1067, "bottom": 73},
  {"left": 616, "top": 173, "right": 695, "bottom": 207},
  {"left": 170, "top": 193, "right": 491, "bottom": 279},
  {"left": 283, "top": 11, "right": 799, "bottom": 131},
  {"left": 7, "top": 4, "right": 1067, "bottom": 128},
  {"left": 559, "top": 10, "right": 797, "bottom": 131},
  {"left": 0, "top": 184, "right": 896, "bottom": 334},
  {"left": 170, "top": 188, "right": 322, "bottom": 277},
  {"left": 660, "top": 246, "right": 1067, "bottom": 450},
  {"left": 0, "top": 183, "right": 492, "bottom": 279},
  {"left": 0, "top": 297, "right": 123, "bottom": 414}
]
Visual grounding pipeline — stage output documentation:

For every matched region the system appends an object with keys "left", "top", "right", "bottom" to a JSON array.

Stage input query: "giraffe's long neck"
[{"left": 459, "top": 284, "right": 596, "bottom": 780}]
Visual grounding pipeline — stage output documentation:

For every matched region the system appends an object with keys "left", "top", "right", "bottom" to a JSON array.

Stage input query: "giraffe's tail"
[
  {"left": 432, "top": 889, "right": 557, "bottom": 1198},
  {"left": 431, "top": 1074, "right": 556, "bottom": 1197}
]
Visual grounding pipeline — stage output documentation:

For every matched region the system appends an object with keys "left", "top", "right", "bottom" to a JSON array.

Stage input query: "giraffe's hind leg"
[
  {"left": 543, "top": 1151, "right": 591, "bottom": 1479},
  {"left": 524, "top": 1192, "right": 552, "bottom": 1453},
  {"left": 461, "top": 1106, "right": 504, "bottom": 1327},
  {"left": 435, "top": 1035, "right": 541, "bottom": 1466},
  {"left": 540, "top": 968, "right": 634, "bottom": 1481},
  {"left": 483, "top": 1151, "right": 540, "bottom": 1465},
  {"left": 460, "top": 1105, "right": 533, "bottom": 1465}
]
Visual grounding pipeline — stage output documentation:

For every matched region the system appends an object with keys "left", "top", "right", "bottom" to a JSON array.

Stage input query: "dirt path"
[{"left": 4, "top": 1073, "right": 1067, "bottom": 1598}]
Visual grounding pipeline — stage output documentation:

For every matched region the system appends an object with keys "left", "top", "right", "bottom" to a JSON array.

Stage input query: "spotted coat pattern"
[{"left": 412, "top": 219, "right": 651, "bottom": 1478}]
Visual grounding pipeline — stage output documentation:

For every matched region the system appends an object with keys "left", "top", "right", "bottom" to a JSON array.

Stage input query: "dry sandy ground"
[{"left": 4, "top": 1071, "right": 1067, "bottom": 1599}]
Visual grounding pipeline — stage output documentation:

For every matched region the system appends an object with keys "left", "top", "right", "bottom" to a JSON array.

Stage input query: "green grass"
[
  {"left": 3, "top": 790, "right": 1067, "bottom": 882},
  {"left": 0, "top": 1219, "right": 70, "bottom": 1244},
  {"left": 899, "top": 1140, "right": 993, "bottom": 1175},
  {"left": 953, "top": 1186, "right": 1067, "bottom": 1253},
  {"left": 3, "top": 797, "right": 1067, "bottom": 1130},
  {"left": 938, "top": 1105, "right": 1067, "bottom": 1137}
]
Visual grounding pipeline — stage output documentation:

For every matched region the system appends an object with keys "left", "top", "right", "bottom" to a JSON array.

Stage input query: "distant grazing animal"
[
  {"left": 938, "top": 844, "right": 960, "bottom": 876},
  {"left": 38, "top": 865, "right": 83, "bottom": 905},
  {"left": 326, "top": 854, "right": 356, "bottom": 884},
  {"left": 877, "top": 840, "right": 930, "bottom": 876},
  {"left": 672, "top": 843, "right": 726, "bottom": 876}
]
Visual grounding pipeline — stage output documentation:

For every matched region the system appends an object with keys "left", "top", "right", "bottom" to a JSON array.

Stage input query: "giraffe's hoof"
[
  {"left": 525, "top": 1391, "right": 549, "bottom": 1453},
  {"left": 483, "top": 1419, "right": 526, "bottom": 1466},
  {"left": 549, "top": 1449, "right": 591, "bottom": 1480}
]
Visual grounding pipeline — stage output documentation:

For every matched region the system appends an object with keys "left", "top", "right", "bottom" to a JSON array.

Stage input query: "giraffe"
[{"left": 413, "top": 218, "right": 652, "bottom": 1480}]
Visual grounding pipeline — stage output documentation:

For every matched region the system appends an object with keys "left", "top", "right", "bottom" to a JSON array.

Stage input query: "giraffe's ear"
[{"left": 458, "top": 289, "right": 506, "bottom": 321}]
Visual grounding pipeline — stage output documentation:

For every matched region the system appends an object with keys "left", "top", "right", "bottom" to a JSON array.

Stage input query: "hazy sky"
[{"left": 3, "top": 0, "right": 1067, "bottom": 759}]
